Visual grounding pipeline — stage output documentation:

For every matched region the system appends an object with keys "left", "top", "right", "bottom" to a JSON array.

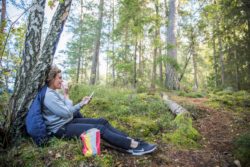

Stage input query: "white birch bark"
[
  {"left": 1, "top": 0, "right": 73, "bottom": 147},
  {"left": 162, "top": 93, "right": 188, "bottom": 115}
]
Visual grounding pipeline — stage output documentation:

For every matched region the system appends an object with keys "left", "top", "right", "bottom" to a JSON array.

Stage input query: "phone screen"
[{"left": 90, "top": 91, "right": 94, "bottom": 98}]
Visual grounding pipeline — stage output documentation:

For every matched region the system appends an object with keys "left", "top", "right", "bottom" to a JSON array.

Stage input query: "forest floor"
[
  {"left": 161, "top": 95, "right": 249, "bottom": 167},
  {"left": 102, "top": 95, "right": 250, "bottom": 167},
  {"left": 1, "top": 88, "right": 250, "bottom": 167}
]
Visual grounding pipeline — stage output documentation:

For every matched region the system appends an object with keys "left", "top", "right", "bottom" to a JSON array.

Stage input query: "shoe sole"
[{"left": 131, "top": 146, "right": 157, "bottom": 156}]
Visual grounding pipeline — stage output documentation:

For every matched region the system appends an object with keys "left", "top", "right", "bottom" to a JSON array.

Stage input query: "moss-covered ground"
[{"left": 0, "top": 86, "right": 249, "bottom": 166}]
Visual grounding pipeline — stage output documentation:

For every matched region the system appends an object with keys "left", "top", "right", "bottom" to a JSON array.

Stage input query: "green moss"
[
  {"left": 164, "top": 112, "right": 201, "bottom": 149},
  {"left": 233, "top": 132, "right": 250, "bottom": 167},
  {"left": 176, "top": 91, "right": 206, "bottom": 98},
  {"left": 208, "top": 90, "right": 250, "bottom": 111}
]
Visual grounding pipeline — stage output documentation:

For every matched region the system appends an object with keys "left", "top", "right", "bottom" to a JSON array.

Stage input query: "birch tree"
[{"left": 1, "top": 0, "right": 73, "bottom": 147}]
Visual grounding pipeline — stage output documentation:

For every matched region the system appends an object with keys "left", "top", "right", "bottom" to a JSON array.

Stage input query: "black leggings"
[{"left": 55, "top": 112, "right": 131, "bottom": 150}]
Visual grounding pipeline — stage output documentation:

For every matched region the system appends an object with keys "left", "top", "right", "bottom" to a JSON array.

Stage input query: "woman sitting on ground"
[{"left": 42, "top": 65, "right": 157, "bottom": 155}]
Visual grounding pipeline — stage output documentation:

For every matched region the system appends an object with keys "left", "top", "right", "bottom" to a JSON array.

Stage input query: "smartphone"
[{"left": 89, "top": 91, "right": 94, "bottom": 98}]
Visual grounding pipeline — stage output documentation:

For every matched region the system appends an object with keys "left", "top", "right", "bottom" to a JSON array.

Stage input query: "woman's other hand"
[{"left": 81, "top": 96, "right": 91, "bottom": 106}]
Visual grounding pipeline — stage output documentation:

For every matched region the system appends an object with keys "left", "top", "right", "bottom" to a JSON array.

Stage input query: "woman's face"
[{"left": 50, "top": 73, "right": 63, "bottom": 90}]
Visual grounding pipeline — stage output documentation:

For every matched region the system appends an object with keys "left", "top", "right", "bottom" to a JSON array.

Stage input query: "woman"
[{"left": 42, "top": 65, "right": 157, "bottom": 155}]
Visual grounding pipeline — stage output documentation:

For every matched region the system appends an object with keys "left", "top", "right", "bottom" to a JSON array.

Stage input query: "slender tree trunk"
[
  {"left": 90, "top": 0, "right": 104, "bottom": 85},
  {"left": 0, "top": 0, "right": 6, "bottom": 32},
  {"left": 179, "top": 51, "right": 191, "bottom": 82},
  {"left": 97, "top": 57, "right": 99, "bottom": 82},
  {"left": 154, "top": 0, "right": 163, "bottom": 86},
  {"left": 192, "top": 44, "right": 198, "bottom": 91},
  {"left": 151, "top": 0, "right": 160, "bottom": 89},
  {"left": 165, "top": 0, "right": 179, "bottom": 90},
  {"left": 106, "top": 1, "right": 112, "bottom": 84},
  {"left": 212, "top": 30, "right": 218, "bottom": 87},
  {"left": 234, "top": 49, "right": 240, "bottom": 90},
  {"left": 218, "top": 34, "right": 225, "bottom": 86},
  {"left": 244, "top": 3, "right": 250, "bottom": 82},
  {"left": 138, "top": 40, "right": 143, "bottom": 78},
  {"left": 1, "top": 0, "right": 73, "bottom": 148},
  {"left": 133, "top": 39, "right": 137, "bottom": 88},
  {"left": 106, "top": 55, "right": 109, "bottom": 83},
  {"left": 81, "top": 55, "right": 84, "bottom": 82},
  {"left": 124, "top": 24, "right": 129, "bottom": 85},
  {"left": 76, "top": 54, "right": 81, "bottom": 83},
  {"left": 151, "top": 31, "right": 157, "bottom": 89},
  {"left": 84, "top": 57, "right": 88, "bottom": 82},
  {"left": 190, "top": 28, "right": 198, "bottom": 91},
  {"left": 77, "top": 0, "right": 84, "bottom": 83},
  {"left": 159, "top": 48, "right": 163, "bottom": 86},
  {"left": 4, "top": 51, "right": 9, "bottom": 90},
  {"left": 112, "top": 0, "right": 115, "bottom": 86},
  {"left": 164, "top": 0, "right": 168, "bottom": 70}
]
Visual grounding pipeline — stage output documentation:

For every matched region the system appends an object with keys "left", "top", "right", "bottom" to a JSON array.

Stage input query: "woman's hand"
[
  {"left": 62, "top": 82, "right": 69, "bottom": 98},
  {"left": 80, "top": 96, "right": 92, "bottom": 106}
]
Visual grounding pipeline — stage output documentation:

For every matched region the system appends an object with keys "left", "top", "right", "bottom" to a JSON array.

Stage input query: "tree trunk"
[
  {"left": 112, "top": 0, "right": 116, "bottom": 86},
  {"left": 244, "top": 3, "right": 250, "bottom": 82},
  {"left": 1, "top": 0, "right": 73, "bottom": 148},
  {"left": 76, "top": 54, "right": 81, "bottom": 83},
  {"left": 90, "top": 0, "right": 104, "bottom": 85},
  {"left": 151, "top": 31, "right": 157, "bottom": 89},
  {"left": 96, "top": 57, "right": 99, "bottom": 82},
  {"left": 4, "top": 51, "right": 9, "bottom": 90},
  {"left": 151, "top": 0, "right": 160, "bottom": 89},
  {"left": 159, "top": 48, "right": 163, "bottom": 85},
  {"left": 0, "top": 0, "right": 6, "bottom": 32},
  {"left": 190, "top": 29, "right": 198, "bottom": 91},
  {"left": 138, "top": 40, "right": 143, "bottom": 78},
  {"left": 13, "top": 0, "right": 46, "bottom": 102},
  {"left": 234, "top": 49, "right": 240, "bottom": 90},
  {"left": 106, "top": 0, "right": 112, "bottom": 84},
  {"left": 179, "top": 47, "right": 191, "bottom": 82},
  {"left": 133, "top": 39, "right": 137, "bottom": 88},
  {"left": 81, "top": 55, "right": 84, "bottom": 82},
  {"left": 164, "top": 0, "right": 168, "bottom": 69},
  {"left": 212, "top": 30, "right": 218, "bottom": 87},
  {"left": 165, "top": 0, "right": 179, "bottom": 90},
  {"left": 192, "top": 46, "right": 198, "bottom": 91},
  {"left": 218, "top": 34, "right": 225, "bottom": 86},
  {"left": 77, "top": 0, "right": 84, "bottom": 83},
  {"left": 162, "top": 93, "right": 188, "bottom": 115},
  {"left": 155, "top": 0, "right": 163, "bottom": 86},
  {"left": 123, "top": 23, "right": 129, "bottom": 85}
]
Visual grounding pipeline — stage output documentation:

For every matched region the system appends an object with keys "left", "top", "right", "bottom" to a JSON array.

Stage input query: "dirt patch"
[{"left": 164, "top": 96, "right": 247, "bottom": 167}]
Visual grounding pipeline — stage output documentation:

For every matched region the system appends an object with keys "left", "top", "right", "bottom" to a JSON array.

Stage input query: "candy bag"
[{"left": 80, "top": 128, "right": 101, "bottom": 156}]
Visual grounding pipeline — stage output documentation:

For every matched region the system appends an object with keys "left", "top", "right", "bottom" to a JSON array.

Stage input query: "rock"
[
  {"left": 55, "top": 153, "right": 61, "bottom": 158},
  {"left": 234, "top": 160, "right": 241, "bottom": 167}
]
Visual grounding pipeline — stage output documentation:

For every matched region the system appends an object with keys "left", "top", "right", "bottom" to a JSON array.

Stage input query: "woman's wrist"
[{"left": 80, "top": 101, "right": 85, "bottom": 108}]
